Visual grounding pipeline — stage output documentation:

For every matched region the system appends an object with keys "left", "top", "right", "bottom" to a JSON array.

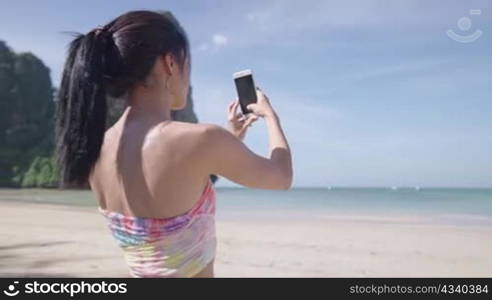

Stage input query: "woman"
[{"left": 55, "top": 10, "right": 292, "bottom": 278}]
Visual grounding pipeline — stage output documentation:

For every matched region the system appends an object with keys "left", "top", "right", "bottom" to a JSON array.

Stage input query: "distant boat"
[
  {"left": 415, "top": 186, "right": 420, "bottom": 191},
  {"left": 391, "top": 186, "right": 398, "bottom": 190},
  {"left": 327, "top": 186, "right": 332, "bottom": 190}
]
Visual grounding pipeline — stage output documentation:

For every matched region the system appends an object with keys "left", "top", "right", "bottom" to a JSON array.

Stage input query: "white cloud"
[
  {"left": 194, "top": 34, "right": 228, "bottom": 53},
  {"left": 246, "top": 11, "right": 270, "bottom": 28},
  {"left": 212, "top": 34, "right": 228, "bottom": 47}
]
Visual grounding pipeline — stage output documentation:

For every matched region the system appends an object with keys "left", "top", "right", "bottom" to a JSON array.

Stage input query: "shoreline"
[
  {"left": 1, "top": 200, "right": 492, "bottom": 277},
  {"left": 2, "top": 196, "right": 492, "bottom": 230}
]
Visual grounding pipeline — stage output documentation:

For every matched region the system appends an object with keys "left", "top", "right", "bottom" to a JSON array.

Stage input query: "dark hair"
[{"left": 55, "top": 10, "right": 189, "bottom": 187}]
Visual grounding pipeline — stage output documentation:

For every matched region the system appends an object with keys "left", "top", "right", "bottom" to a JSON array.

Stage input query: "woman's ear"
[
  {"left": 163, "top": 53, "right": 175, "bottom": 76},
  {"left": 151, "top": 55, "right": 168, "bottom": 78}
]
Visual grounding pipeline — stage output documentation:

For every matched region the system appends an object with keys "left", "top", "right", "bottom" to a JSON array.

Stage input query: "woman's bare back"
[{"left": 89, "top": 117, "right": 211, "bottom": 219}]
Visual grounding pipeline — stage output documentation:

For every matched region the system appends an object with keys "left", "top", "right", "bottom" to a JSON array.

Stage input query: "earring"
[
  {"left": 165, "top": 78, "right": 171, "bottom": 90},
  {"left": 165, "top": 78, "right": 175, "bottom": 97}
]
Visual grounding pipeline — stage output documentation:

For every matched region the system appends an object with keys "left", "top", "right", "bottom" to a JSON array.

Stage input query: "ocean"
[{"left": 1, "top": 187, "right": 491, "bottom": 227}]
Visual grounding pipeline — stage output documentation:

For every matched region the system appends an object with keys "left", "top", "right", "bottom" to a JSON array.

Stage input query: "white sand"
[{"left": 1, "top": 201, "right": 491, "bottom": 277}]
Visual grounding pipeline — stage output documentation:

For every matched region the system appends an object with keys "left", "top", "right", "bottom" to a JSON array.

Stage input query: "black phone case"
[{"left": 235, "top": 75, "right": 257, "bottom": 114}]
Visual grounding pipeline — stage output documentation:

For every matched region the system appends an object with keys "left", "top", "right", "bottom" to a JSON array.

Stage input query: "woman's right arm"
[{"left": 198, "top": 89, "right": 293, "bottom": 190}]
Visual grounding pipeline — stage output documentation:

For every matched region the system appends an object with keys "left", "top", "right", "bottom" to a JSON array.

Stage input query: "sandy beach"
[{"left": 1, "top": 200, "right": 491, "bottom": 277}]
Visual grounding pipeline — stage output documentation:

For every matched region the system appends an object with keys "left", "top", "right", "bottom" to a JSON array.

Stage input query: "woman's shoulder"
[
  {"left": 151, "top": 121, "right": 225, "bottom": 150},
  {"left": 163, "top": 122, "right": 237, "bottom": 156},
  {"left": 155, "top": 121, "right": 205, "bottom": 134},
  {"left": 150, "top": 122, "right": 226, "bottom": 168},
  {"left": 158, "top": 121, "right": 223, "bottom": 138}
]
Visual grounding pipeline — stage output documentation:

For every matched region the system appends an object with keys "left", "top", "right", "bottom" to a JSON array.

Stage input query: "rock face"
[
  {"left": 0, "top": 40, "right": 55, "bottom": 186},
  {"left": 171, "top": 87, "right": 219, "bottom": 184},
  {"left": 170, "top": 86, "right": 199, "bottom": 123},
  {"left": 107, "top": 86, "right": 200, "bottom": 126}
]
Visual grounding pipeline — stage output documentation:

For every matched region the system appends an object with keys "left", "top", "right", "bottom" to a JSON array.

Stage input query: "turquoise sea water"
[
  {"left": 216, "top": 187, "right": 492, "bottom": 226},
  {"left": 1, "top": 187, "right": 491, "bottom": 226}
]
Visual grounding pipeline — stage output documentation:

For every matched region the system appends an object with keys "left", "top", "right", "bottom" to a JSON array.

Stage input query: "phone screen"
[{"left": 234, "top": 74, "right": 257, "bottom": 114}]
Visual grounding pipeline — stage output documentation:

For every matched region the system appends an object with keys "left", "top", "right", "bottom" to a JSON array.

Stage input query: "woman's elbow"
[
  {"left": 274, "top": 169, "right": 293, "bottom": 190},
  {"left": 281, "top": 171, "right": 293, "bottom": 190}
]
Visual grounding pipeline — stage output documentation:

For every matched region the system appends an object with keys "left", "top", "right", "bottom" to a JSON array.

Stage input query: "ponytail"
[{"left": 55, "top": 30, "right": 108, "bottom": 187}]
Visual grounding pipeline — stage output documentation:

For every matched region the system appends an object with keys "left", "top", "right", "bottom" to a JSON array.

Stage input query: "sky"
[{"left": 1, "top": 0, "right": 491, "bottom": 187}]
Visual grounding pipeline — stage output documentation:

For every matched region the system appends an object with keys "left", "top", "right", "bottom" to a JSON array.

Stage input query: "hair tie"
[
  {"left": 91, "top": 25, "right": 112, "bottom": 40},
  {"left": 94, "top": 26, "right": 105, "bottom": 37}
]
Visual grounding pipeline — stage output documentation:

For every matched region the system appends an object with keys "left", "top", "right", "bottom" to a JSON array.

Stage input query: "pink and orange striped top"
[{"left": 99, "top": 179, "right": 217, "bottom": 277}]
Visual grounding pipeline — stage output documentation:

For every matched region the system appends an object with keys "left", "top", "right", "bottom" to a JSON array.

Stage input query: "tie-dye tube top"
[{"left": 99, "top": 179, "right": 217, "bottom": 278}]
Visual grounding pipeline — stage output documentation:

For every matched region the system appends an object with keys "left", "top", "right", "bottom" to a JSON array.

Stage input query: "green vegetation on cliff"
[
  {"left": 0, "top": 40, "right": 56, "bottom": 187},
  {"left": 0, "top": 40, "right": 214, "bottom": 187}
]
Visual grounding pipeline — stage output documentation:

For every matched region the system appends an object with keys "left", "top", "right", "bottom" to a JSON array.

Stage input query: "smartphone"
[{"left": 233, "top": 69, "right": 257, "bottom": 115}]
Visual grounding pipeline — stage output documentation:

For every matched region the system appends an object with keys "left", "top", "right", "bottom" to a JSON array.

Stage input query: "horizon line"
[{"left": 215, "top": 185, "right": 492, "bottom": 189}]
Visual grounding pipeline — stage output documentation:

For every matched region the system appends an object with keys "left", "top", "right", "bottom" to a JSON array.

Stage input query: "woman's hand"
[
  {"left": 227, "top": 99, "right": 259, "bottom": 141},
  {"left": 246, "top": 88, "right": 276, "bottom": 119}
]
